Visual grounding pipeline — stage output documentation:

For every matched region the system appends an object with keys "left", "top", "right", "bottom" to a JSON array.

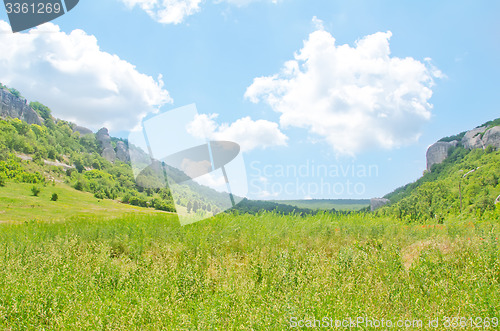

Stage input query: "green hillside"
[
  {"left": 1, "top": 82, "right": 499, "bottom": 224},
  {"left": 380, "top": 144, "right": 500, "bottom": 222},
  {"left": 0, "top": 181, "right": 169, "bottom": 223},
  {"left": 0, "top": 113, "right": 178, "bottom": 215}
]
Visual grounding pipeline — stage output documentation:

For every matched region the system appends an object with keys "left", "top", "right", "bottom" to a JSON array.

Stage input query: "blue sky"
[{"left": 0, "top": 0, "right": 499, "bottom": 200}]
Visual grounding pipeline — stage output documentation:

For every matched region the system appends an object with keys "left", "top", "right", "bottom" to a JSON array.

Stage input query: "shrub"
[
  {"left": 121, "top": 193, "right": 131, "bottom": 204},
  {"left": 94, "top": 191, "right": 106, "bottom": 199},
  {"left": 0, "top": 174, "right": 6, "bottom": 187},
  {"left": 74, "top": 181, "right": 83, "bottom": 191},
  {"left": 31, "top": 185, "right": 41, "bottom": 197},
  {"left": 51, "top": 193, "right": 58, "bottom": 201}
]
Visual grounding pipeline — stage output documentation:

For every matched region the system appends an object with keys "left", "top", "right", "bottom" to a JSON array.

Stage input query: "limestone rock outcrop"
[
  {"left": 96, "top": 128, "right": 116, "bottom": 162},
  {"left": 426, "top": 141, "right": 458, "bottom": 172},
  {"left": 115, "top": 141, "right": 130, "bottom": 163},
  {"left": 462, "top": 126, "right": 487, "bottom": 149},
  {"left": 371, "top": 198, "right": 390, "bottom": 211},
  {"left": 426, "top": 123, "right": 500, "bottom": 172},
  {"left": 72, "top": 125, "right": 93, "bottom": 136},
  {"left": 0, "top": 88, "right": 43, "bottom": 125},
  {"left": 482, "top": 126, "right": 500, "bottom": 149},
  {"left": 96, "top": 128, "right": 131, "bottom": 163}
]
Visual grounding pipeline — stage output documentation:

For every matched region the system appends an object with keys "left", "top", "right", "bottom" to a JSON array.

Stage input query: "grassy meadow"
[
  {"left": 0, "top": 211, "right": 499, "bottom": 329},
  {"left": 0, "top": 182, "right": 169, "bottom": 223}
]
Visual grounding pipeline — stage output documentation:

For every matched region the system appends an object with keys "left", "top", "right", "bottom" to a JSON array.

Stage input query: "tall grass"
[{"left": 0, "top": 212, "right": 499, "bottom": 329}]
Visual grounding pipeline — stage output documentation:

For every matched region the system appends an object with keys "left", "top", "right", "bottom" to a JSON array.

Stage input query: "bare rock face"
[
  {"left": 115, "top": 141, "right": 130, "bottom": 163},
  {"left": 371, "top": 198, "right": 390, "bottom": 211},
  {"left": 425, "top": 123, "right": 499, "bottom": 173},
  {"left": 101, "top": 147, "right": 116, "bottom": 163},
  {"left": 426, "top": 140, "right": 458, "bottom": 172},
  {"left": 96, "top": 127, "right": 116, "bottom": 162},
  {"left": 96, "top": 128, "right": 132, "bottom": 163},
  {"left": 0, "top": 88, "right": 43, "bottom": 125},
  {"left": 482, "top": 126, "right": 500, "bottom": 149},
  {"left": 462, "top": 126, "right": 486, "bottom": 149},
  {"left": 72, "top": 125, "right": 93, "bottom": 136}
]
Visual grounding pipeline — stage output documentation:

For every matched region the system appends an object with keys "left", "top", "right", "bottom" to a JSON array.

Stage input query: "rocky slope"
[
  {"left": 426, "top": 121, "right": 500, "bottom": 172},
  {"left": 1, "top": 85, "right": 130, "bottom": 164},
  {"left": 0, "top": 87, "right": 43, "bottom": 125},
  {"left": 96, "top": 127, "right": 130, "bottom": 163}
]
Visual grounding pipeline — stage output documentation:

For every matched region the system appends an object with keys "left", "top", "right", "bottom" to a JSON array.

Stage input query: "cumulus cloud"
[
  {"left": 245, "top": 24, "right": 442, "bottom": 155},
  {"left": 187, "top": 113, "right": 288, "bottom": 152},
  {"left": 119, "top": 0, "right": 202, "bottom": 24},
  {"left": 0, "top": 21, "right": 171, "bottom": 132}
]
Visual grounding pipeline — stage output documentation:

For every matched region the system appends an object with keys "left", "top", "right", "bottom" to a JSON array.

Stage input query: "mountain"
[
  {"left": 426, "top": 118, "right": 500, "bottom": 171},
  {"left": 1, "top": 83, "right": 132, "bottom": 164},
  {"left": 0, "top": 83, "right": 250, "bottom": 218},
  {"left": 379, "top": 119, "right": 500, "bottom": 222},
  {"left": 2, "top": 82, "right": 498, "bottom": 221},
  {"left": 0, "top": 82, "right": 181, "bottom": 214}
]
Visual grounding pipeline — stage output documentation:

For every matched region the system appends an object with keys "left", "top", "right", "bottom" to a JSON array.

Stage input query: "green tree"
[
  {"left": 11, "top": 119, "right": 31, "bottom": 136},
  {"left": 51, "top": 193, "right": 58, "bottom": 201},
  {"left": 30, "top": 101, "right": 52, "bottom": 121}
]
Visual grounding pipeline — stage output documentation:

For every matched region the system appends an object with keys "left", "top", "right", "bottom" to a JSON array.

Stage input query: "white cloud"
[
  {"left": 0, "top": 21, "right": 171, "bottom": 132},
  {"left": 186, "top": 113, "right": 288, "bottom": 152},
  {"left": 245, "top": 24, "right": 442, "bottom": 155},
  {"left": 216, "top": 0, "right": 279, "bottom": 6},
  {"left": 311, "top": 16, "right": 324, "bottom": 30},
  {"left": 120, "top": 0, "right": 202, "bottom": 24},
  {"left": 119, "top": 0, "right": 279, "bottom": 23}
]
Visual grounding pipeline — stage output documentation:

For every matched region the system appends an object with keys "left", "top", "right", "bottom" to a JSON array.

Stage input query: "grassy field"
[
  {"left": 0, "top": 182, "right": 170, "bottom": 223},
  {"left": 273, "top": 199, "right": 370, "bottom": 211},
  {"left": 0, "top": 211, "right": 498, "bottom": 329}
]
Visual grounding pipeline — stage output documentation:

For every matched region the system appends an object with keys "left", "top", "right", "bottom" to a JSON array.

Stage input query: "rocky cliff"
[
  {"left": 96, "top": 128, "right": 116, "bottom": 162},
  {"left": 1, "top": 84, "right": 132, "bottom": 164},
  {"left": 481, "top": 126, "right": 500, "bottom": 149},
  {"left": 116, "top": 141, "right": 130, "bottom": 163},
  {"left": 0, "top": 88, "right": 43, "bottom": 125},
  {"left": 426, "top": 122, "right": 500, "bottom": 172},
  {"left": 72, "top": 124, "right": 93, "bottom": 136},
  {"left": 426, "top": 141, "right": 458, "bottom": 172},
  {"left": 96, "top": 127, "right": 130, "bottom": 163}
]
